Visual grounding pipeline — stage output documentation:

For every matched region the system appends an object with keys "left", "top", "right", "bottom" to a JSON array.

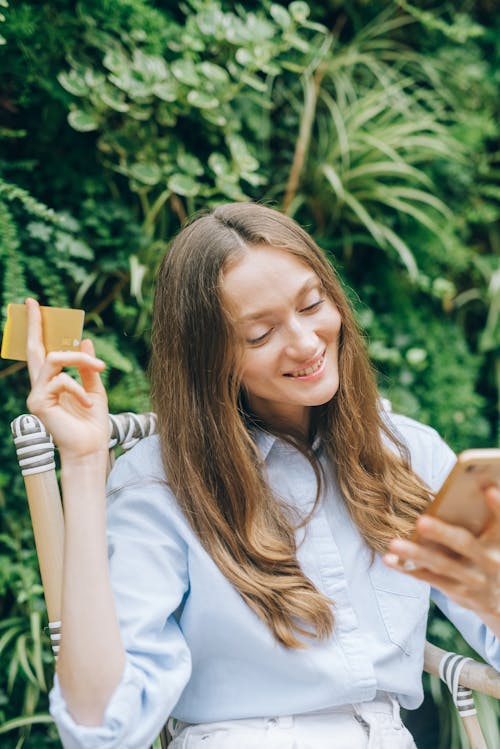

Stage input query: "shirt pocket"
[{"left": 369, "top": 563, "right": 429, "bottom": 656}]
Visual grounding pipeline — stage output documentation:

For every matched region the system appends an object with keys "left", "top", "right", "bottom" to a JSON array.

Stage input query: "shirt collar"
[
  {"left": 250, "top": 427, "right": 278, "bottom": 461},
  {"left": 249, "top": 426, "right": 322, "bottom": 461}
]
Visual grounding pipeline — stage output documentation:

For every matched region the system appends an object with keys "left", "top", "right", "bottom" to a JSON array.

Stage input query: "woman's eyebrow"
[{"left": 238, "top": 276, "right": 319, "bottom": 322}]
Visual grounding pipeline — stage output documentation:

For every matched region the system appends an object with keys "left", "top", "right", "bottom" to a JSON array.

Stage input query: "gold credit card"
[{"left": 1, "top": 303, "right": 85, "bottom": 361}]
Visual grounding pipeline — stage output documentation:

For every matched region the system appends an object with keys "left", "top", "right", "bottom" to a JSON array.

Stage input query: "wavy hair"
[{"left": 150, "top": 202, "right": 430, "bottom": 648}]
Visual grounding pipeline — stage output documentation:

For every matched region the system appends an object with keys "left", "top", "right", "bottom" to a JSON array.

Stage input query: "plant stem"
[
  {"left": 282, "top": 67, "right": 325, "bottom": 213},
  {"left": 0, "top": 361, "right": 26, "bottom": 379}
]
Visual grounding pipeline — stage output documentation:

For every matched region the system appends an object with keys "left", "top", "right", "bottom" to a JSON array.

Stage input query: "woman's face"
[{"left": 222, "top": 245, "right": 341, "bottom": 435}]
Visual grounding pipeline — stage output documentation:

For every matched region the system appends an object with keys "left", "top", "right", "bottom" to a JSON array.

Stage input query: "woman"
[{"left": 26, "top": 202, "right": 500, "bottom": 749}]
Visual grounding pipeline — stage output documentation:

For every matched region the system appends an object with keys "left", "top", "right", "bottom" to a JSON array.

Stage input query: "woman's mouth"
[{"left": 284, "top": 352, "right": 325, "bottom": 378}]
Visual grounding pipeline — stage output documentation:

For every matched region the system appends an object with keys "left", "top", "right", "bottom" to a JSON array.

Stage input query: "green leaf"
[
  {"left": 171, "top": 59, "right": 199, "bottom": 86},
  {"left": 16, "top": 634, "right": 39, "bottom": 687},
  {"left": 235, "top": 48, "right": 253, "bottom": 66},
  {"left": 216, "top": 179, "right": 247, "bottom": 201},
  {"left": 0, "top": 623, "right": 22, "bottom": 657},
  {"left": 54, "top": 232, "right": 94, "bottom": 260},
  {"left": 157, "top": 105, "right": 177, "bottom": 126},
  {"left": 167, "top": 174, "right": 200, "bottom": 197},
  {"left": 128, "top": 163, "right": 163, "bottom": 186},
  {"left": 241, "top": 171, "right": 265, "bottom": 187},
  {"left": 199, "top": 62, "right": 229, "bottom": 85},
  {"left": 100, "top": 90, "right": 129, "bottom": 113},
  {"left": 58, "top": 71, "right": 89, "bottom": 97},
  {"left": 0, "top": 714, "right": 53, "bottom": 733},
  {"left": 187, "top": 90, "right": 219, "bottom": 109},
  {"left": 321, "top": 164, "right": 345, "bottom": 201},
  {"left": 152, "top": 81, "right": 178, "bottom": 102},
  {"left": 67, "top": 110, "right": 99, "bottom": 132},
  {"left": 208, "top": 153, "right": 230, "bottom": 177},
  {"left": 130, "top": 255, "right": 146, "bottom": 304},
  {"left": 344, "top": 161, "right": 431, "bottom": 186},
  {"left": 239, "top": 73, "right": 268, "bottom": 93},
  {"left": 378, "top": 223, "right": 419, "bottom": 279},
  {"left": 201, "top": 110, "right": 227, "bottom": 127},
  {"left": 92, "top": 336, "right": 133, "bottom": 374},
  {"left": 30, "top": 611, "right": 46, "bottom": 691},
  {"left": 289, "top": 1, "right": 310, "bottom": 21},
  {"left": 270, "top": 4, "right": 291, "bottom": 29},
  {"left": 343, "top": 191, "right": 384, "bottom": 244},
  {"left": 132, "top": 51, "right": 168, "bottom": 81},
  {"left": 227, "top": 135, "right": 259, "bottom": 173},
  {"left": 284, "top": 32, "right": 310, "bottom": 53},
  {"left": 103, "top": 49, "right": 126, "bottom": 73},
  {"left": 177, "top": 153, "right": 204, "bottom": 177},
  {"left": 26, "top": 222, "right": 53, "bottom": 242}
]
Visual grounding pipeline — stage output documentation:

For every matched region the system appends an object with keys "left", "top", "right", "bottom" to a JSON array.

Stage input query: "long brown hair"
[{"left": 150, "top": 202, "right": 430, "bottom": 648}]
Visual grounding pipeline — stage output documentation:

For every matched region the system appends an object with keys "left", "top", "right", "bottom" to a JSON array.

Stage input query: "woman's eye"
[
  {"left": 302, "top": 298, "right": 325, "bottom": 312},
  {"left": 246, "top": 329, "right": 272, "bottom": 346}
]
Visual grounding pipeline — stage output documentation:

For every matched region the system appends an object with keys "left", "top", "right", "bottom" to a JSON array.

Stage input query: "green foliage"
[
  {"left": 53, "top": 0, "right": 327, "bottom": 308},
  {"left": 0, "top": 1, "right": 499, "bottom": 747},
  {"left": 0, "top": 512, "right": 53, "bottom": 747}
]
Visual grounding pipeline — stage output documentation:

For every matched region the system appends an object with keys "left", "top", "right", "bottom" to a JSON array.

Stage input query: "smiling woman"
[
  {"left": 223, "top": 246, "right": 342, "bottom": 435},
  {"left": 24, "top": 202, "right": 500, "bottom": 749}
]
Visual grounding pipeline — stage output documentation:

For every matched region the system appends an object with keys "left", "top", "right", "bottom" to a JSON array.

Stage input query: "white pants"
[{"left": 168, "top": 695, "right": 417, "bottom": 748}]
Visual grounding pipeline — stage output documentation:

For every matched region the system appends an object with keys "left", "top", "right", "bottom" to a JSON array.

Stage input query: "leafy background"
[{"left": 0, "top": 1, "right": 499, "bottom": 747}]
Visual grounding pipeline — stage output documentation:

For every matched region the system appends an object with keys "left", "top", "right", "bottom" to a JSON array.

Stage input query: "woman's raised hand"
[
  {"left": 384, "top": 486, "right": 500, "bottom": 629},
  {"left": 25, "top": 298, "right": 110, "bottom": 462}
]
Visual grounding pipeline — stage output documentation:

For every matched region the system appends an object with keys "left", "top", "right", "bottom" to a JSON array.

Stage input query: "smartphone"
[
  {"left": 416, "top": 448, "right": 500, "bottom": 537},
  {"left": 1, "top": 303, "right": 85, "bottom": 361}
]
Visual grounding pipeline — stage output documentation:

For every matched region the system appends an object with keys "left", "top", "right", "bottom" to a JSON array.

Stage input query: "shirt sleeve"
[
  {"left": 49, "top": 440, "right": 192, "bottom": 749},
  {"left": 431, "top": 589, "right": 500, "bottom": 670}
]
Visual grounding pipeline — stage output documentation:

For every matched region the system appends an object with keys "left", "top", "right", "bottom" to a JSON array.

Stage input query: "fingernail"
[
  {"left": 403, "top": 560, "right": 417, "bottom": 572},
  {"left": 384, "top": 553, "right": 400, "bottom": 566},
  {"left": 390, "top": 539, "right": 407, "bottom": 553},
  {"left": 417, "top": 516, "right": 433, "bottom": 530}
]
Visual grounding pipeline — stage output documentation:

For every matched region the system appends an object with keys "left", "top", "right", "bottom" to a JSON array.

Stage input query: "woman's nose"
[{"left": 284, "top": 320, "right": 318, "bottom": 360}]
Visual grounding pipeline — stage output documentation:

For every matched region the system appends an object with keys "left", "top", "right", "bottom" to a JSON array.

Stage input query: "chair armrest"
[{"left": 424, "top": 641, "right": 500, "bottom": 699}]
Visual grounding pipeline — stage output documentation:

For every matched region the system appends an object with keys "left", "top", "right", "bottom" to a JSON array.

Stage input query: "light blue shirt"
[{"left": 50, "top": 413, "right": 500, "bottom": 749}]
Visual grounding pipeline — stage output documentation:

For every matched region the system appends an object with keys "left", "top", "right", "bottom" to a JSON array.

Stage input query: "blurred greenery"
[{"left": 0, "top": 0, "right": 499, "bottom": 747}]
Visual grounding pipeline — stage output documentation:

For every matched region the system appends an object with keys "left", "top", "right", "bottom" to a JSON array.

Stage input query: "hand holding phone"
[
  {"left": 385, "top": 447, "right": 500, "bottom": 622},
  {"left": 416, "top": 448, "right": 500, "bottom": 538}
]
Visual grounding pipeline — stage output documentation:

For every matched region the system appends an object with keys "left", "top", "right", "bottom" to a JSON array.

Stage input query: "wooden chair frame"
[{"left": 11, "top": 411, "right": 500, "bottom": 749}]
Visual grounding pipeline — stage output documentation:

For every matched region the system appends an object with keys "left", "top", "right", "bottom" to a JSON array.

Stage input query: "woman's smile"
[{"left": 283, "top": 350, "right": 326, "bottom": 379}]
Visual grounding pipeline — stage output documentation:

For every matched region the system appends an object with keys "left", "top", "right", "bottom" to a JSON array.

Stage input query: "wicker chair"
[{"left": 11, "top": 411, "right": 500, "bottom": 749}]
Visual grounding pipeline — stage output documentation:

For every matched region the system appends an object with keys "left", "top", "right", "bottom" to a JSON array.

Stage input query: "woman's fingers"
[
  {"left": 483, "top": 486, "right": 500, "bottom": 528},
  {"left": 415, "top": 515, "right": 479, "bottom": 559},
  {"left": 385, "top": 536, "right": 485, "bottom": 585},
  {"left": 49, "top": 372, "right": 94, "bottom": 408},
  {"left": 25, "top": 298, "right": 46, "bottom": 385},
  {"left": 37, "top": 350, "right": 105, "bottom": 383},
  {"left": 78, "top": 338, "right": 107, "bottom": 395},
  {"left": 28, "top": 373, "right": 91, "bottom": 415},
  {"left": 80, "top": 338, "right": 94, "bottom": 357},
  {"left": 27, "top": 349, "right": 106, "bottom": 414}
]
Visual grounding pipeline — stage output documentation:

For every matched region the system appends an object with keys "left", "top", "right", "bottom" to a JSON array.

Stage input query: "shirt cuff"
[{"left": 49, "top": 660, "right": 144, "bottom": 749}]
